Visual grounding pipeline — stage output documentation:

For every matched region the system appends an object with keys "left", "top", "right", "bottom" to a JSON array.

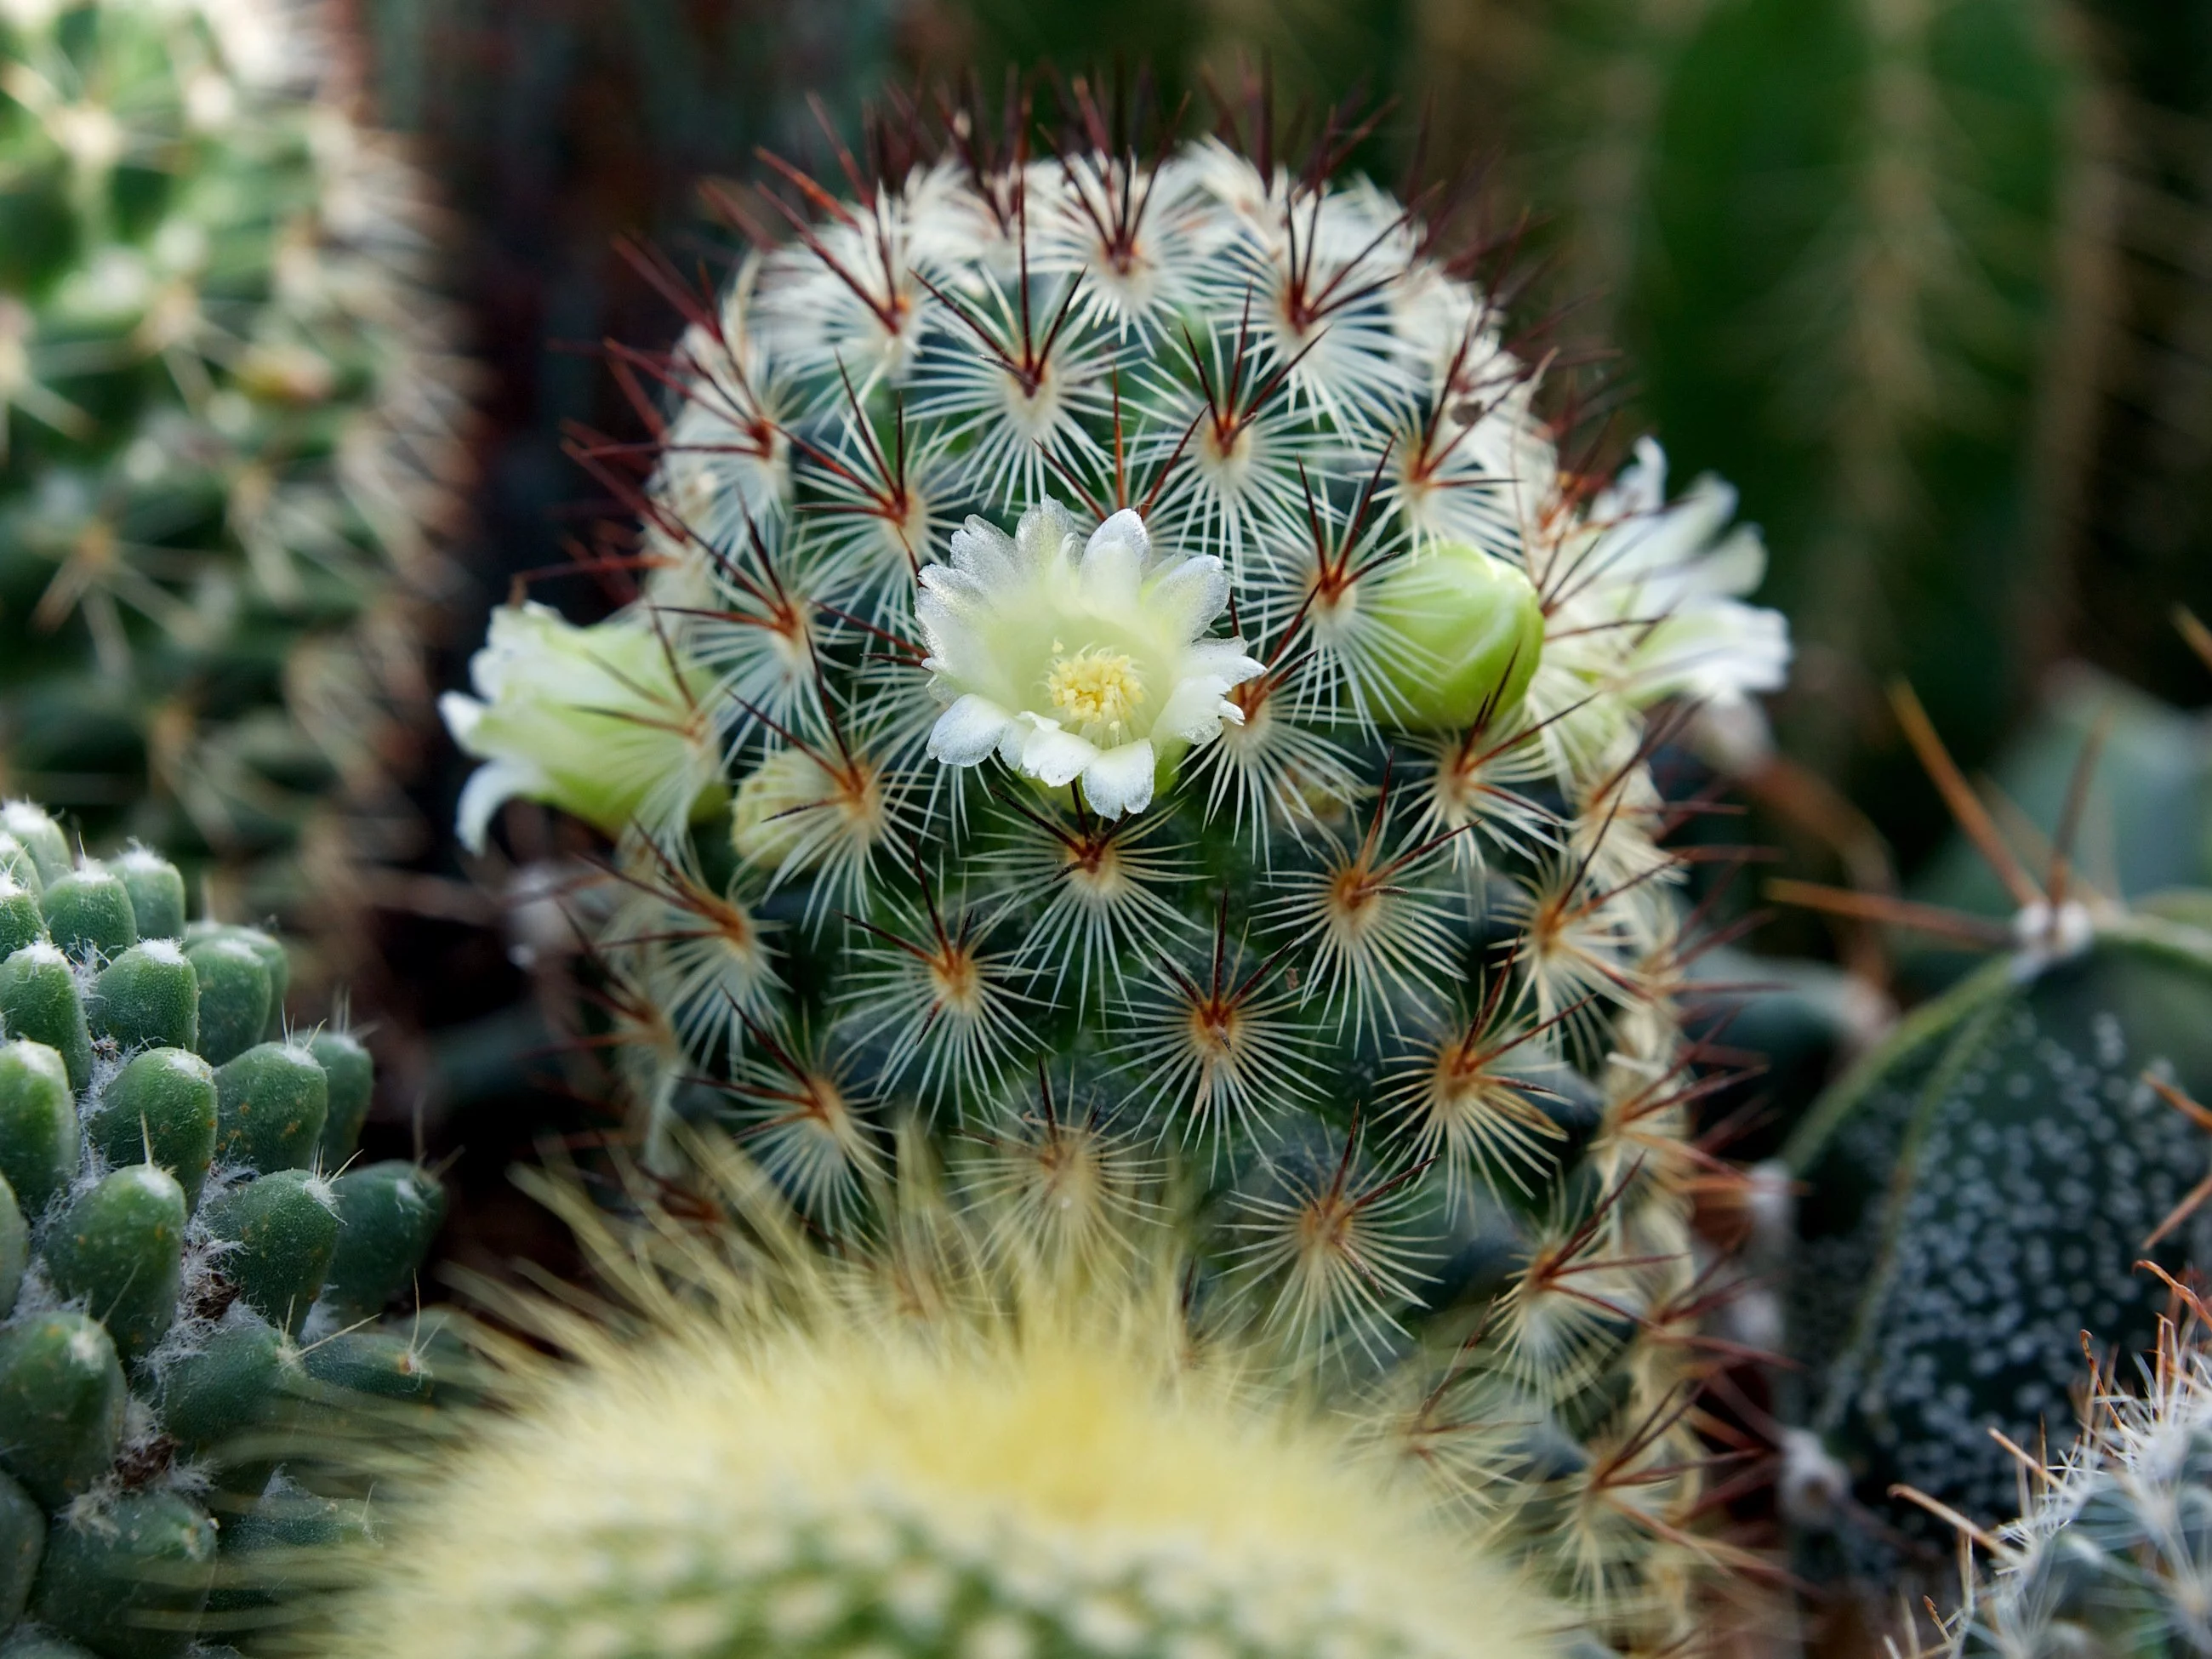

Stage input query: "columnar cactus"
[
  {"left": 444, "top": 87, "right": 1791, "bottom": 1647},
  {"left": 318, "top": 1141, "right": 1566, "bottom": 1659},
  {"left": 0, "top": 798, "right": 448, "bottom": 1658},
  {"left": 1423, "top": 0, "right": 2085, "bottom": 786},
  {"left": 1779, "top": 701, "right": 2212, "bottom": 1588},
  {"left": 0, "top": 0, "right": 471, "bottom": 931}
]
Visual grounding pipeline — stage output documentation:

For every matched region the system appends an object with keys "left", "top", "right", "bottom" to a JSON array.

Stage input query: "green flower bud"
[
  {"left": 183, "top": 934, "right": 272, "bottom": 1067},
  {"left": 110, "top": 848, "right": 186, "bottom": 941},
  {"left": 0, "top": 876, "right": 43, "bottom": 958},
  {"left": 0, "top": 804, "right": 69, "bottom": 886},
  {"left": 0, "top": 1468, "right": 39, "bottom": 1628},
  {"left": 441, "top": 602, "right": 722, "bottom": 852},
  {"left": 88, "top": 939, "right": 199, "bottom": 1052},
  {"left": 202, "top": 1171, "right": 339, "bottom": 1335},
  {"left": 1365, "top": 542, "right": 1545, "bottom": 731},
  {"left": 213, "top": 1043, "right": 328, "bottom": 1174},
  {"left": 39, "top": 867, "right": 137, "bottom": 961},
  {"left": 0, "top": 1313, "right": 126, "bottom": 1509},
  {"left": 30, "top": 1490, "right": 217, "bottom": 1659},
  {"left": 0, "top": 1039, "right": 76, "bottom": 1215},
  {"left": 318, "top": 1162, "right": 446, "bottom": 1324},
  {"left": 0, "top": 944, "right": 93, "bottom": 1089},
  {"left": 307, "top": 1029, "right": 374, "bottom": 1166},
  {"left": 42, "top": 1166, "right": 187, "bottom": 1368},
  {"left": 83, "top": 1048, "right": 218, "bottom": 1211}
]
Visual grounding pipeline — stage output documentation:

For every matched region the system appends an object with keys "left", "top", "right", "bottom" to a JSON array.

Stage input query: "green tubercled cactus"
[
  {"left": 0, "top": 1044, "right": 77, "bottom": 1215},
  {"left": 315, "top": 1157, "right": 1564, "bottom": 1659},
  {"left": 0, "top": 0, "right": 472, "bottom": 947},
  {"left": 39, "top": 1167, "right": 187, "bottom": 1369},
  {"left": 84, "top": 944, "right": 196, "bottom": 1055},
  {"left": 180, "top": 933, "right": 274, "bottom": 1069},
  {"left": 314, "top": 1163, "right": 442, "bottom": 1327},
  {"left": 28, "top": 1491, "right": 216, "bottom": 1659},
  {"left": 0, "top": 798, "right": 448, "bottom": 1656},
  {"left": 0, "top": 1314, "right": 127, "bottom": 1511},
  {"left": 210, "top": 1043, "right": 326, "bottom": 1174},
  {"left": 444, "top": 92, "right": 1793, "bottom": 1648}
]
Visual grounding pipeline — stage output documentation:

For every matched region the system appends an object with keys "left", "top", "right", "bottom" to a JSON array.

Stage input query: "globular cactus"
[
  {"left": 1778, "top": 698, "right": 2212, "bottom": 1590},
  {"left": 0, "top": 0, "right": 472, "bottom": 944},
  {"left": 316, "top": 1141, "right": 1567, "bottom": 1659},
  {"left": 442, "top": 84, "right": 1792, "bottom": 1646},
  {"left": 1942, "top": 1308, "right": 2212, "bottom": 1658},
  {"left": 0, "top": 798, "right": 448, "bottom": 1658}
]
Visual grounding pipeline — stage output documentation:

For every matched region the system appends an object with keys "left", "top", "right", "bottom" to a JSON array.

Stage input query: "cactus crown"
[
  {"left": 0, "top": 0, "right": 470, "bottom": 919},
  {"left": 0, "top": 796, "right": 448, "bottom": 1658},
  {"left": 444, "top": 80, "right": 1792, "bottom": 1646}
]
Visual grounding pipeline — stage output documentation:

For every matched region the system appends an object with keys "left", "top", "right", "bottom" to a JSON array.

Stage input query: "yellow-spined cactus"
[{"left": 315, "top": 1139, "right": 1571, "bottom": 1659}]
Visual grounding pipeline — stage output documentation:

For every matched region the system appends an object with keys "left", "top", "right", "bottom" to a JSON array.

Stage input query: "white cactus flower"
[
  {"left": 916, "top": 502, "right": 1264, "bottom": 818},
  {"left": 1556, "top": 438, "right": 1793, "bottom": 710}
]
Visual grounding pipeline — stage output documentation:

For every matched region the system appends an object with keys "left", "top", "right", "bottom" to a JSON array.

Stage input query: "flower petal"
[
  {"left": 1153, "top": 679, "right": 1239, "bottom": 745},
  {"left": 439, "top": 691, "right": 487, "bottom": 751},
  {"left": 1016, "top": 500, "right": 1080, "bottom": 572},
  {"left": 1142, "top": 555, "right": 1229, "bottom": 641},
  {"left": 1079, "top": 509, "right": 1149, "bottom": 612},
  {"left": 927, "top": 693, "right": 1016, "bottom": 767},
  {"left": 1080, "top": 739, "right": 1155, "bottom": 818},
  {"left": 455, "top": 758, "right": 547, "bottom": 854},
  {"left": 1013, "top": 721, "right": 1097, "bottom": 788},
  {"left": 949, "top": 516, "right": 1019, "bottom": 584}
]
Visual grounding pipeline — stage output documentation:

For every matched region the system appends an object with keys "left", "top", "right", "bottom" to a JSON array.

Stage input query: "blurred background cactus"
[
  {"left": 0, "top": 0, "right": 475, "bottom": 975},
  {"left": 0, "top": 797, "right": 448, "bottom": 1658}
]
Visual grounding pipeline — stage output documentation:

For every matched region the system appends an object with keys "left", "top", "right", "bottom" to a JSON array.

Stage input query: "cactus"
[
  {"left": 0, "top": 0, "right": 472, "bottom": 946},
  {"left": 441, "top": 85, "right": 1793, "bottom": 1647},
  {"left": 316, "top": 1140, "right": 1566, "bottom": 1659},
  {"left": 1778, "top": 692, "right": 2212, "bottom": 1591},
  {"left": 0, "top": 798, "right": 448, "bottom": 1657},
  {"left": 1931, "top": 1305, "right": 2212, "bottom": 1658}
]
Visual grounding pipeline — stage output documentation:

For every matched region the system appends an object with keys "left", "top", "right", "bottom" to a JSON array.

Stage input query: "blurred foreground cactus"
[
  {"left": 318, "top": 1143, "right": 1566, "bottom": 1659},
  {"left": 443, "top": 83, "right": 1790, "bottom": 1645},
  {"left": 0, "top": 799, "right": 448, "bottom": 1657},
  {"left": 1779, "top": 685, "right": 2212, "bottom": 1589},
  {"left": 0, "top": 0, "right": 472, "bottom": 937}
]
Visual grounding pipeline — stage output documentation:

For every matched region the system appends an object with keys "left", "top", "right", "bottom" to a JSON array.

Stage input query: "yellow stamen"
[{"left": 1046, "top": 646, "right": 1145, "bottom": 733}]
